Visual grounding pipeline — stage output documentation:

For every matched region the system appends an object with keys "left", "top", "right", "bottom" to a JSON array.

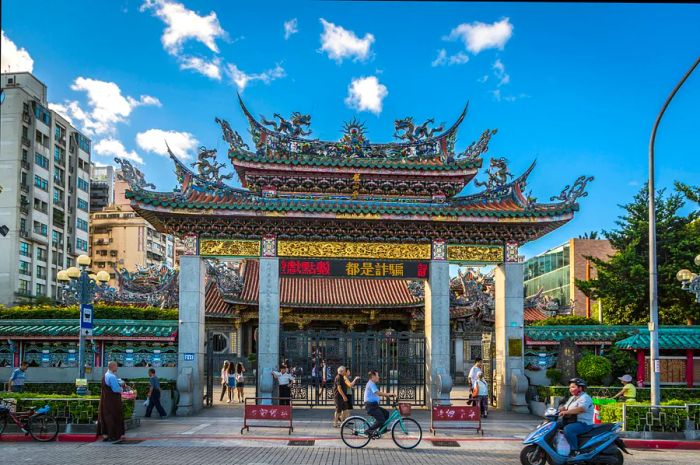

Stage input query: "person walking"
[
  {"left": 145, "top": 368, "right": 167, "bottom": 419},
  {"left": 7, "top": 361, "right": 28, "bottom": 393},
  {"left": 96, "top": 361, "right": 125, "bottom": 443},
  {"left": 272, "top": 365, "right": 294, "bottom": 405},
  {"left": 332, "top": 366, "right": 348, "bottom": 427},
  {"left": 474, "top": 372, "right": 489, "bottom": 418},
  {"left": 364, "top": 370, "right": 396, "bottom": 437},
  {"left": 341, "top": 367, "right": 360, "bottom": 423},
  {"left": 234, "top": 362, "right": 246, "bottom": 403},
  {"left": 219, "top": 360, "right": 230, "bottom": 402}
]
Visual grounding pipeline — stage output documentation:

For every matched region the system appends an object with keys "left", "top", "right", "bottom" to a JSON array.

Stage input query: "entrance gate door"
[{"left": 280, "top": 330, "right": 426, "bottom": 406}]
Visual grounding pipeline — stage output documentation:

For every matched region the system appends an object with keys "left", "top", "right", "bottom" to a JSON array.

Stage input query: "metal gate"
[
  {"left": 204, "top": 331, "right": 251, "bottom": 407},
  {"left": 481, "top": 332, "right": 496, "bottom": 405},
  {"left": 280, "top": 330, "right": 426, "bottom": 406}
]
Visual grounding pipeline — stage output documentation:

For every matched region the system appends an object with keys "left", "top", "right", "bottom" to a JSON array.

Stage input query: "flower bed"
[{"left": 1, "top": 394, "right": 135, "bottom": 424}]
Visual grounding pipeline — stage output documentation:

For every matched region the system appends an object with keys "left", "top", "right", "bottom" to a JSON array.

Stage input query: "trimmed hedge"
[
  {"left": 530, "top": 315, "right": 601, "bottom": 326},
  {"left": 599, "top": 400, "right": 700, "bottom": 432},
  {"left": 21, "top": 380, "right": 176, "bottom": 400},
  {"left": 0, "top": 304, "right": 178, "bottom": 320},
  {"left": 541, "top": 386, "right": 700, "bottom": 402},
  {"left": 1, "top": 395, "right": 135, "bottom": 424}
]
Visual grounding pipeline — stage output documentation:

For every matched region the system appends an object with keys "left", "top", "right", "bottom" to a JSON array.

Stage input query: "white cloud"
[
  {"left": 431, "top": 49, "right": 469, "bottom": 67},
  {"left": 54, "top": 77, "right": 160, "bottom": 136},
  {"left": 491, "top": 89, "right": 529, "bottom": 103},
  {"left": 284, "top": 18, "right": 298, "bottom": 40},
  {"left": 226, "top": 63, "right": 286, "bottom": 92},
  {"left": 319, "top": 19, "right": 374, "bottom": 63},
  {"left": 1, "top": 31, "right": 34, "bottom": 73},
  {"left": 136, "top": 129, "right": 198, "bottom": 161},
  {"left": 140, "top": 0, "right": 226, "bottom": 55},
  {"left": 447, "top": 18, "right": 513, "bottom": 54},
  {"left": 178, "top": 56, "right": 221, "bottom": 80},
  {"left": 344, "top": 76, "right": 388, "bottom": 115},
  {"left": 493, "top": 59, "right": 510, "bottom": 86},
  {"left": 477, "top": 75, "right": 489, "bottom": 83},
  {"left": 94, "top": 138, "right": 144, "bottom": 164},
  {"left": 48, "top": 103, "right": 74, "bottom": 125}
]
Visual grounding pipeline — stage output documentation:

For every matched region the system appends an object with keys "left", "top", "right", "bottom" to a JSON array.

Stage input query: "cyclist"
[{"left": 363, "top": 370, "right": 396, "bottom": 437}]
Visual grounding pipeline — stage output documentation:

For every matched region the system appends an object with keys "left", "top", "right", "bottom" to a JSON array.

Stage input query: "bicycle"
[
  {"left": 340, "top": 401, "right": 422, "bottom": 449},
  {"left": 0, "top": 399, "right": 59, "bottom": 442}
]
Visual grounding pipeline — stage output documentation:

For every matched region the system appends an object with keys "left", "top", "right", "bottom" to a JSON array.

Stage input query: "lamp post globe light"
[
  {"left": 677, "top": 254, "right": 700, "bottom": 303},
  {"left": 57, "top": 254, "right": 110, "bottom": 391}
]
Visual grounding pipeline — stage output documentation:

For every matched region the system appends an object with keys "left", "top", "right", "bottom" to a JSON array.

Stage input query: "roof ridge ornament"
[
  {"left": 393, "top": 117, "right": 445, "bottom": 142},
  {"left": 550, "top": 175, "right": 594, "bottom": 205},
  {"left": 474, "top": 157, "right": 513, "bottom": 191},
  {"left": 191, "top": 146, "right": 234, "bottom": 186},
  {"left": 260, "top": 111, "right": 312, "bottom": 137},
  {"left": 215, "top": 117, "right": 249, "bottom": 152},
  {"left": 454, "top": 128, "right": 498, "bottom": 161},
  {"left": 114, "top": 157, "right": 155, "bottom": 191}
]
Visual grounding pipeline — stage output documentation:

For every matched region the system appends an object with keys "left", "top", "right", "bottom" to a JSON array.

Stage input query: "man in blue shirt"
[
  {"left": 364, "top": 370, "right": 396, "bottom": 437},
  {"left": 7, "top": 361, "right": 28, "bottom": 392},
  {"left": 145, "top": 368, "right": 167, "bottom": 419},
  {"left": 97, "top": 361, "right": 124, "bottom": 442}
]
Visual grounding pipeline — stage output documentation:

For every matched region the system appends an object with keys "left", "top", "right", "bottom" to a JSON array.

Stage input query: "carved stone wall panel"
[
  {"left": 446, "top": 244, "right": 504, "bottom": 263},
  {"left": 277, "top": 240, "right": 432, "bottom": 260},
  {"left": 200, "top": 239, "right": 261, "bottom": 257}
]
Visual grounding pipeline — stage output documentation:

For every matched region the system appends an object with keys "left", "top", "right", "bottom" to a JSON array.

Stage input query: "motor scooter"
[{"left": 520, "top": 407, "right": 630, "bottom": 465}]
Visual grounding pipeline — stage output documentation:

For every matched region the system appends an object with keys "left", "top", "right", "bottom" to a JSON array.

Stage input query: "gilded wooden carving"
[
  {"left": 446, "top": 244, "right": 503, "bottom": 263},
  {"left": 277, "top": 240, "right": 431, "bottom": 260},
  {"left": 200, "top": 239, "right": 261, "bottom": 257}
]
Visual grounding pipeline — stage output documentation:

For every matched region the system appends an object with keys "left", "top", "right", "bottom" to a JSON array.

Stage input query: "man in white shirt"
[
  {"left": 467, "top": 358, "right": 483, "bottom": 387},
  {"left": 272, "top": 365, "right": 294, "bottom": 405},
  {"left": 559, "top": 378, "right": 594, "bottom": 455}
]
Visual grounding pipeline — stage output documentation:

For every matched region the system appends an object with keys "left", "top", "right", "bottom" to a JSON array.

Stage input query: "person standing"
[
  {"left": 321, "top": 360, "right": 330, "bottom": 390},
  {"left": 474, "top": 372, "right": 489, "bottom": 418},
  {"left": 364, "top": 370, "right": 396, "bottom": 437},
  {"left": 341, "top": 367, "right": 360, "bottom": 423},
  {"left": 145, "top": 368, "right": 167, "bottom": 419},
  {"left": 7, "top": 361, "right": 28, "bottom": 393},
  {"left": 272, "top": 365, "right": 294, "bottom": 405},
  {"left": 332, "top": 366, "right": 348, "bottom": 427},
  {"left": 467, "top": 357, "right": 483, "bottom": 405},
  {"left": 97, "top": 361, "right": 125, "bottom": 442},
  {"left": 219, "top": 360, "right": 230, "bottom": 402},
  {"left": 234, "top": 362, "right": 246, "bottom": 403}
]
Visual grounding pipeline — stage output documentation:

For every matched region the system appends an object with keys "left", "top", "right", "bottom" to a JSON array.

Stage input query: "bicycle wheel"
[
  {"left": 391, "top": 417, "right": 422, "bottom": 449},
  {"left": 340, "top": 416, "right": 371, "bottom": 449},
  {"left": 28, "top": 414, "right": 58, "bottom": 442}
]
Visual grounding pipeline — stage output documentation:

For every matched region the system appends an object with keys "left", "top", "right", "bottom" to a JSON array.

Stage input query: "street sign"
[
  {"left": 80, "top": 304, "right": 93, "bottom": 329},
  {"left": 184, "top": 353, "right": 195, "bottom": 361}
]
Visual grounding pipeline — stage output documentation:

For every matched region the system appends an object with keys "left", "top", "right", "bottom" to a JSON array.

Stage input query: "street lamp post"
[
  {"left": 647, "top": 56, "right": 700, "bottom": 407},
  {"left": 677, "top": 254, "right": 700, "bottom": 304},
  {"left": 57, "top": 255, "right": 110, "bottom": 391}
]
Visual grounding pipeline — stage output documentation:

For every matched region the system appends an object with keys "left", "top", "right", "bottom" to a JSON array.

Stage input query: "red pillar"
[
  {"left": 687, "top": 349, "right": 694, "bottom": 388},
  {"left": 636, "top": 350, "right": 646, "bottom": 385}
]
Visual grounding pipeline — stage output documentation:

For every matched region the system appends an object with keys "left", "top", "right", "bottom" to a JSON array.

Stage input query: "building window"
[
  {"left": 34, "top": 175, "right": 48, "bottom": 191},
  {"left": 54, "top": 167, "right": 65, "bottom": 185},
  {"left": 77, "top": 133, "right": 91, "bottom": 154},
  {"left": 35, "top": 152, "right": 49, "bottom": 169},
  {"left": 54, "top": 146, "right": 65, "bottom": 165},
  {"left": 55, "top": 124, "right": 65, "bottom": 141},
  {"left": 35, "top": 283, "right": 45, "bottom": 295},
  {"left": 53, "top": 187, "right": 64, "bottom": 204},
  {"left": 33, "top": 221, "right": 48, "bottom": 236},
  {"left": 76, "top": 238, "right": 88, "bottom": 252},
  {"left": 19, "top": 261, "right": 31, "bottom": 276},
  {"left": 34, "top": 103, "right": 51, "bottom": 126},
  {"left": 37, "top": 247, "right": 47, "bottom": 261},
  {"left": 52, "top": 230, "right": 63, "bottom": 247},
  {"left": 19, "top": 242, "right": 31, "bottom": 257},
  {"left": 77, "top": 198, "right": 89, "bottom": 212},
  {"left": 34, "top": 198, "right": 48, "bottom": 213},
  {"left": 36, "top": 265, "right": 47, "bottom": 280},
  {"left": 76, "top": 218, "right": 88, "bottom": 231},
  {"left": 18, "top": 279, "right": 30, "bottom": 295},
  {"left": 77, "top": 177, "right": 89, "bottom": 192}
]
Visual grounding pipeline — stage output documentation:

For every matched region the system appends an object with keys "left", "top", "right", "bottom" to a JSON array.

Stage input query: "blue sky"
[{"left": 2, "top": 1, "right": 699, "bottom": 258}]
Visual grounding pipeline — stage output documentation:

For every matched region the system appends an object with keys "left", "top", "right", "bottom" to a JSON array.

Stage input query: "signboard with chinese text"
[
  {"left": 242, "top": 401, "right": 294, "bottom": 434},
  {"left": 279, "top": 259, "right": 430, "bottom": 279},
  {"left": 430, "top": 401, "right": 482, "bottom": 435}
]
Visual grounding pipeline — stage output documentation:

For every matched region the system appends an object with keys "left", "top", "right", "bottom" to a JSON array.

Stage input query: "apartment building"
[
  {"left": 89, "top": 177, "right": 175, "bottom": 287},
  {"left": 90, "top": 163, "right": 115, "bottom": 211},
  {"left": 0, "top": 72, "right": 92, "bottom": 305}
]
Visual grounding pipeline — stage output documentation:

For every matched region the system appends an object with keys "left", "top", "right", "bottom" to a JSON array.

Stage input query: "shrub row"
[
  {"left": 1, "top": 395, "right": 135, "bottom": 424},
  {"left": 21, "top": 380, "right": 176, "bottom": 400},
  {"left": 540, "top": 386, "right": 700, "bottom": 402},
  {"left": 0, "top": 304, "right": 178, "bottom": 321},
  {"left": 599, "top": 401, "right": 700, "bottom": 432}
]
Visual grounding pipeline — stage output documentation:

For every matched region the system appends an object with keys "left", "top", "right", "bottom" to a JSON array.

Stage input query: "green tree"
[
  {"left": 578, "top": 231, "right": 600, "bottom": 240},
  {"left": 576, "top": 185, "right": 700, "bottom": 324}
]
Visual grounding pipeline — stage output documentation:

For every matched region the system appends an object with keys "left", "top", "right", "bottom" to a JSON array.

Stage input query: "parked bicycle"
[
  {"left": 340, "top": 400, "right": 422, "bottom": 449},
  {"left": 0, "top": 399, "right": 59, "bottom": 442}
]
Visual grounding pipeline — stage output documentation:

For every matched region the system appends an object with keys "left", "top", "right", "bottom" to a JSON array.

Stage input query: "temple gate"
[{"left": 118, "top": 97, "right": 591, "bottom": 414}]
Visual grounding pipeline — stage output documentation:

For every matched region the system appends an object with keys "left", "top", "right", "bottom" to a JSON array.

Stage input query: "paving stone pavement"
[{"left": 2, "top": 443, "right": 700, "bottom": 465}]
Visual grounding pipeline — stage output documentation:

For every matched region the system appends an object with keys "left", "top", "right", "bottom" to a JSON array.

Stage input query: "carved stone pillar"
[
  {"left": 425, "top": 241, "right": 452, "bottom": 406},
  {"left": 257, "top": 235, "right": 279, "bottom": 405}
]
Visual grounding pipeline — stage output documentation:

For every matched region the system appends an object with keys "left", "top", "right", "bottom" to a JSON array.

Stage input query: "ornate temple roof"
[
  {"left": 615, "top": 327, "right": 700, "bottom": 350},
  {"left": 118, "top": 98, "right": 592, "bottom": 244}
]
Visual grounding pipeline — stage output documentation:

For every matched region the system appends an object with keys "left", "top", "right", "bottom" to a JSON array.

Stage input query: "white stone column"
[
  {"left": 257, "top": 257, "right": 280, "bottom": 405},
  {"left": 494, "top": 261, "right": 528, "bottom": 412},
  {"left": 176, "top": 255, "right": 206, "bottom": 416},
  {"left": 454, "top": 337, "right": 465, "bottom": 380},
  {"left": 424, "top": 260, "right": 452, "bottom": 406}
]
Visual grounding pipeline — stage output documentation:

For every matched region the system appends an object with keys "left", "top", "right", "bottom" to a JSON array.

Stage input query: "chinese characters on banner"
[{"left": 279, "top": 259, "right": 430, "bottom": 279}]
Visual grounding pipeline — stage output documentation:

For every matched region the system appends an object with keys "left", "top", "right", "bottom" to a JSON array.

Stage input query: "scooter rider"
[{"left": 558, "top": 378, "right": 595, "bottom": 456}]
